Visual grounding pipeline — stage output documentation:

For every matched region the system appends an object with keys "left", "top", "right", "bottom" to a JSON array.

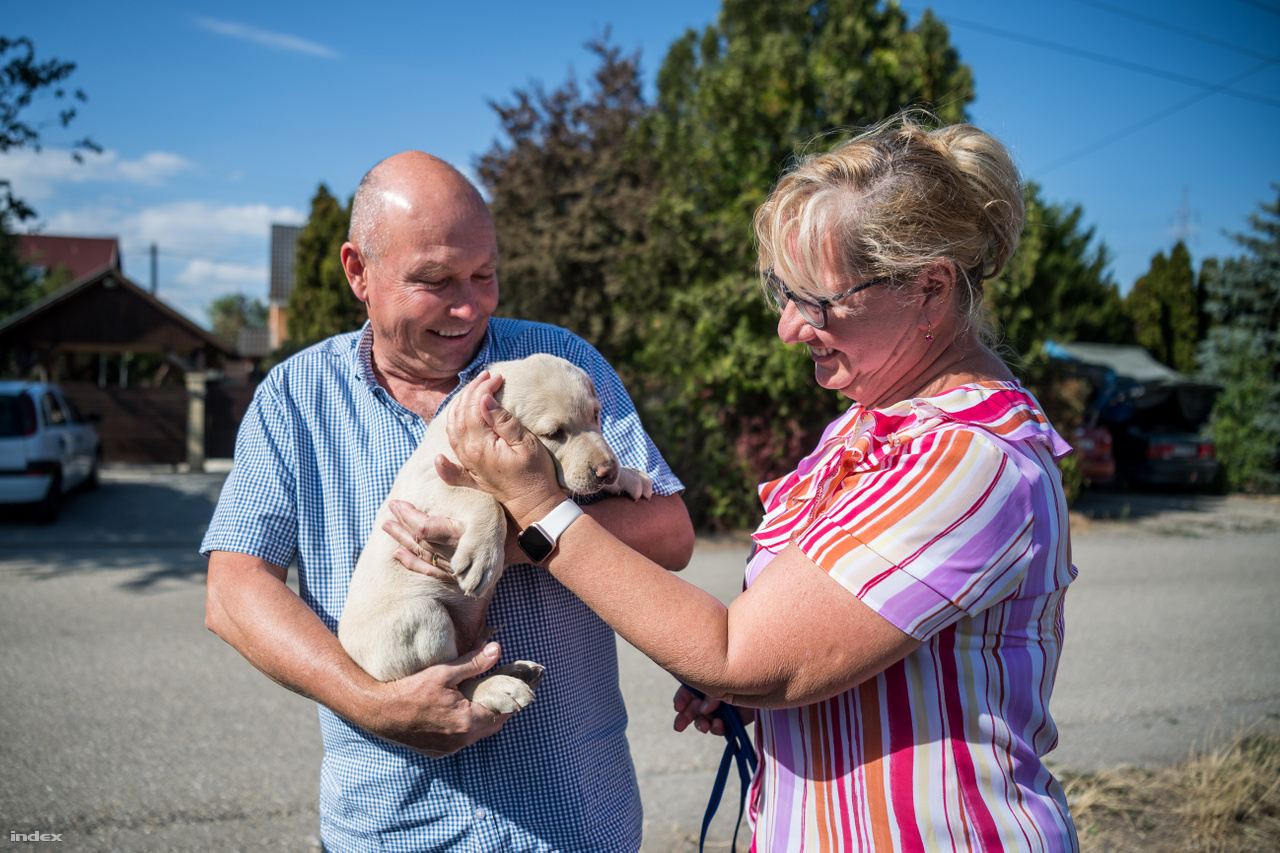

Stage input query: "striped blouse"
[{"left": 746, "top": 382, "right": 1079, "bottom": 852}]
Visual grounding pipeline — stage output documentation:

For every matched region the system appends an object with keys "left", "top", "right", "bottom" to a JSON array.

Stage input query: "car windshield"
[{"left": 0, "top": 394, "right": 29, "bottom": 437}]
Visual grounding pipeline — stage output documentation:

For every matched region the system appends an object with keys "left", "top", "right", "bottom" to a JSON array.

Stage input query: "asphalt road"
[{"left": 0, "top": 470, "right": 1276, "bottom": 852}]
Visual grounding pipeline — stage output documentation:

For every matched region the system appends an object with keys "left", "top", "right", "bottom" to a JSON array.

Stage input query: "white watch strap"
[{"left": 531, "top": 499, "right": 583, "bottom": 544}]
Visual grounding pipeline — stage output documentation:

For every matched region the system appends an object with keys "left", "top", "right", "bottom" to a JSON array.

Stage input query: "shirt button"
[{"left": 474, "top": 806, "right": 488, "bottom": 821}]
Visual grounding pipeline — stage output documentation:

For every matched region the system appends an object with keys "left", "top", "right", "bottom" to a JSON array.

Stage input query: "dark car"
[
  {"left": 1045, "top": 342, "right": 1221, "bottom": 492},
  {"left": 1113, "top": 424, "right": 1218, "bottom": 488}
]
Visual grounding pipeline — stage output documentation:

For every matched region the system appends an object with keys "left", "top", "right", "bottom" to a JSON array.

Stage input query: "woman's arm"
[{"left": 402, "top": 371, "right": 921, "bottom": 709}]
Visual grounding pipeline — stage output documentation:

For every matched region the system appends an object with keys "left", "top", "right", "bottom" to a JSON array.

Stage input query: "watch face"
[{"left": 517, "top": 526, "right": 555, "bottom": 564}]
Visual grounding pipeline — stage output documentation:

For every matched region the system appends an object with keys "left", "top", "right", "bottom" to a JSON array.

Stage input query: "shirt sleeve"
[
  {"left": 794, "top": 427, "right": 1036, "bottom": 640},
  {"left": 199, "top": 374, "right": 301, "bottom": 569}
]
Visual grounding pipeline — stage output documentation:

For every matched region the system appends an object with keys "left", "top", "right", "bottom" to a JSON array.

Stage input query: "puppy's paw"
[
  {"left": 460, "top": 661, "right": 546, "bottom": 715},
  {"left": 603, "top": 467, "right": 653, "bottom": 501},
  {"left": 451, "top": 538, "right": 504, "bottom": 598}
]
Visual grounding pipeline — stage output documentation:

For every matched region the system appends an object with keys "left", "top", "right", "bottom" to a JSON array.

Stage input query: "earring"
[{"left": 925, "top": 323, "right": 934, "bottom": 343}]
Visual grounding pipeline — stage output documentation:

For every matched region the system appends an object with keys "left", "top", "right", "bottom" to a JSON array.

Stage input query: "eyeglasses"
[{"left": 764, "top": 269, "right": 889, "bottom": 329}]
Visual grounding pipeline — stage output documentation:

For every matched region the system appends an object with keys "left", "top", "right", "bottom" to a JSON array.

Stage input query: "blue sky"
[{"left": 5, "top": 1, "right": 1278, "bottom": 329}]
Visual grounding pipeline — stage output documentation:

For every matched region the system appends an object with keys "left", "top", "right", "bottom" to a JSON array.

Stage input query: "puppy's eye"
[{"left": 546, "top": 429, "right": 566, "bottom": 442}]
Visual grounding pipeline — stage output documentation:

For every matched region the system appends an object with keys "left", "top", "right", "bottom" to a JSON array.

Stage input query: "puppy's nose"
[{"left": 596, "top": 459, "right": 618, "bottom": 485}]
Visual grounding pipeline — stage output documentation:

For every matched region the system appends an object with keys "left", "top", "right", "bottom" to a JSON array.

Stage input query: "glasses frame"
[{"left": 765, "top": 269, "right": 890, "bottom": 329}]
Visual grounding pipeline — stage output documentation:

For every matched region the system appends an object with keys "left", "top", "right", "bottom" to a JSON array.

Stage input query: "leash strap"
[{"left": 682, "top": 684, "right": 758, "bottom": 853}]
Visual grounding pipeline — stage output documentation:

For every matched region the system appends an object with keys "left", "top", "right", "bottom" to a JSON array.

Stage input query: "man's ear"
[{"left": 341, "top": 242, "right": 368, "bottom": 303}]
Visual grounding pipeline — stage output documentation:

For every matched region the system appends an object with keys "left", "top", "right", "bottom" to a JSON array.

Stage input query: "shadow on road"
[
  {"left": 0, "top": 469, "right": 229, "bottom": 590},
  {"left": 1072, "top": 487, "right": 1224, "bottom": 521}
]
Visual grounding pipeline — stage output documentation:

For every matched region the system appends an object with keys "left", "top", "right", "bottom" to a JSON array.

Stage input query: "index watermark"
[{"left": 9, "top": 831, "right": 63, "bottom": 842}]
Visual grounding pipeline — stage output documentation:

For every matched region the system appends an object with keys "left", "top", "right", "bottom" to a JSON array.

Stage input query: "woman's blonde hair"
[{"left": 754, "top": 111, "right": 1024, "bottom": 341}]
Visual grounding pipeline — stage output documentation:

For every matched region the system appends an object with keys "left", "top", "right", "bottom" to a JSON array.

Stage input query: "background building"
[{"left": 268, "top": 224, "right": 301, "bottom": 350}]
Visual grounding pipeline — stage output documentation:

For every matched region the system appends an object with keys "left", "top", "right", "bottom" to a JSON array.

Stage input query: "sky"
[{"left": 4, "top": 0, "right": 1278, "bottom": 329}]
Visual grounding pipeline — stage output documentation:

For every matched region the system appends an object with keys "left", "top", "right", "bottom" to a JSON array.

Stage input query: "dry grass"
[{"left": 1061, "top": 731, "right": 1280, "bottom": 851}]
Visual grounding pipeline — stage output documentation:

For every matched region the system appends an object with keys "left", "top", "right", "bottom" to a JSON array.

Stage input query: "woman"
[{"left": 392, "top": 115, "right": 1079, "bottom": 851}]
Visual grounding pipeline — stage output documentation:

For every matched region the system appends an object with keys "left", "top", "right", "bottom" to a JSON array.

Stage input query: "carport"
[
  {"left": 0, "top": 268, "right": 251, "bottom": 468},
  {"left": 1047, "top": 341, "right": 1221, "bottom": 487}
]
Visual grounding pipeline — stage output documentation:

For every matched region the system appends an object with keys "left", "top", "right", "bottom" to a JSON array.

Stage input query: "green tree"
[
  {"left": 477, "top": 37, "right": 655, "bottom": 367},
  {"left": 1125, "top": 240, "right": 1200, "bottom": 373},
  {"left": 1197, "top": 188, "right": 1280, "bottom": 492},
  {"left": 286, "top": 184, "right": 364, "bottom": 347},
  {"left": 632, "top": 0, "right": 976, "bottom": 528},
  {"left": 0, "top": 215, "right": 32, "bottom": 319},
  {"left": 0, "top": 36, "right": 99, "bottom": 319},
  {"left": 207, "top": 292, "right": 267, "bottom": 346},
  {"left": 984, "top": 184, "right": 1130, "bottom": 502},
  {"left": 987, "top": 183, "right": 1129, "bottom": 367}
]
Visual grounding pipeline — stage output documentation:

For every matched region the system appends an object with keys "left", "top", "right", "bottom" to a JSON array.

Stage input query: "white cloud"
[
  {"left": 43, "top": 200, "right": 305, "bottom": 255},
  {"left": 196, "top": 17, "right": 341, "bottom": 59},
  {"left": 0, "top": 147, "right": 193, "bottom": 199},
  {"left": 174, "top": 259, "right": 267, "bottom": 287},
  {"left": 35, "top": 199, "right": 306, "bottom": 327},
  {"left": 132, "top": 201, "right": 306, "bottom": 253}
]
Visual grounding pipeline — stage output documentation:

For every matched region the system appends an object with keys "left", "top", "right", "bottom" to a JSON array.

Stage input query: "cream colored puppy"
[{"left": 339, "top": 353, "right": 652, "bottom": 715}]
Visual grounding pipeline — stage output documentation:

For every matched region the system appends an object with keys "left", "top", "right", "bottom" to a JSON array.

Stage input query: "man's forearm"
[
  {"left": 205, "top": 550, "right": 506, "bottom": 755},
  {"left": 205, "top": 550, "right": 379, "bottom": 718},
  {"left": 583, "top": 492, "right": 694, "bottom": 571}
]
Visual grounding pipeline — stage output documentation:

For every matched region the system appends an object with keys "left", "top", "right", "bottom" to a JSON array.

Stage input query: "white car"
[{"left": 0, "top": 380, "right": 101, "bottom": 523}]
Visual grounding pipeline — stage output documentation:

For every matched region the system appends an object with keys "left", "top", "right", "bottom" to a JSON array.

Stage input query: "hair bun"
[{"left": 931, "top": 124, "right": 1024, "bottom": 281}]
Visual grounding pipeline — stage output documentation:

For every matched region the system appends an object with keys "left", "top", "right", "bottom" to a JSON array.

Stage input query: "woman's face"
[{"left": 775, "top": 261, "right": 924, "bottom": 406}]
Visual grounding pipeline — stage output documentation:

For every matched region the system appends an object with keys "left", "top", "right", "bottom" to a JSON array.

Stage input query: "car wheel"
[{"left": 31, "top": 470, "right": 62, "bottom": 525}]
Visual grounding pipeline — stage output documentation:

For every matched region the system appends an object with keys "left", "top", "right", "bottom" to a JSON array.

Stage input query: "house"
[
  {"left": 268, "top": 223, "right": 301, "bottom": 349},
  {"left": 16, "top": 234, "right": 121, "bottom": 285},
  {"left": 0, "top": 266, "right": 248, "bottom": 467}
]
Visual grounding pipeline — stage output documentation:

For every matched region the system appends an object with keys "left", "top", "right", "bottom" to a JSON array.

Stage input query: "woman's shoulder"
[{"left": 885, "top": 381, "right": 1072, "bottom": 461}]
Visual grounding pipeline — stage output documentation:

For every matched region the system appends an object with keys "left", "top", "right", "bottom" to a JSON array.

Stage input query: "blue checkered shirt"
[{"left": 201, "top": 319, "right": 683, "bottom": 852}]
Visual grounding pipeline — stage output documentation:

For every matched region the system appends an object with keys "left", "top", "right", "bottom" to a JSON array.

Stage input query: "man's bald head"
[{"left": 348, "top": 152, "right": 490, "bottom": 266}]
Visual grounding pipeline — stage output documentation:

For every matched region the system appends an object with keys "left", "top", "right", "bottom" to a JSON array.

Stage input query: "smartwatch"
[{"left": 516, "top": 499, "right": 583, "bottom": 564}]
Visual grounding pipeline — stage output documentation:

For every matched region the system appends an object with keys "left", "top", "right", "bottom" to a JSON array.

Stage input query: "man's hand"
[
  {"left": 206, "top": 551, "right": 512, "bottom": 760},
  {"left": 366, "top": 641, "right": 512, "bottom": 758},
  {"left": 384, "top": 499, "right": 525, "bottom": 576}
]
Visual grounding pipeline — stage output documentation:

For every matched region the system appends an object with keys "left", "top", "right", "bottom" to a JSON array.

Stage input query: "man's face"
[{"left": 359, "top": 203, "right": 500, "bottom": 382}]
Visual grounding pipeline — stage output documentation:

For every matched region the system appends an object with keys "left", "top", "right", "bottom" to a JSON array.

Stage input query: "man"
[{"left": 202, "top": 151, "right": 694, "bottom": 851}]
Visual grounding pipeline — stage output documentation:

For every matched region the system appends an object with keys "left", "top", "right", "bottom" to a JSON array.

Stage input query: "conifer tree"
[
  {"left": 1126, "top": 241, "right": 1200, "bottom": 374},
  {"left": 286, "top": 185, "right": 364, "bottom": 347},
  {"left": 988, "top": 183, "right": 1129, "bottom": 364},
  {"left": 1198, "top": 188, "right": 1280, "bottom": 492}
]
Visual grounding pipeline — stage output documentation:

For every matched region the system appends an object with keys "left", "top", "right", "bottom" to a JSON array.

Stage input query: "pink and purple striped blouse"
[{"left": 746, "top": 382, "right": 1079, "bottom": 851}]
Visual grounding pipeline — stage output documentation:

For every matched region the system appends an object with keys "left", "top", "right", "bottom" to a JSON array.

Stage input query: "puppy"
[{"left": 338, "top": 354, "right": 652, "bottom": 715}]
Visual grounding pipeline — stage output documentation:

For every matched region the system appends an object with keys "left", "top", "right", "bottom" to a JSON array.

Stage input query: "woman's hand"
[
  {"left": 443, "top": 370, "right": 563, "bottom": 526},
  {"left": 673, "top": 684, "right": 726, "bottom": 735},
  {"left": 673, "top": 685, "right": 756, "bottom": 735}
]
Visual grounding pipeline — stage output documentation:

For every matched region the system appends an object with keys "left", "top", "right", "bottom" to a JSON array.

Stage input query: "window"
[{"left": 41, "top": 391, "right": 67, "bottom": 426}]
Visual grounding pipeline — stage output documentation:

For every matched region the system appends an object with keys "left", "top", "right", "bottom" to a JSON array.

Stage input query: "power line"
[
  {"left": 121, "top": 248, "right": 263, "bottom": 267},
  {"left": 930, "top": 12, "right": 1280, "bottom": 110},
  {"left": 1067, "top": 0, "right": 1278, "bottom": 61},
  {"left": 1037, "top": 58, "right": 1278, "bottom": 174}
]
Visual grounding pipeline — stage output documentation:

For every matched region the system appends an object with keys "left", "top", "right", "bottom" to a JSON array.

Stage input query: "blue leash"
[{"left": 681, "top": 684, "right": 758, "bottom": 853}]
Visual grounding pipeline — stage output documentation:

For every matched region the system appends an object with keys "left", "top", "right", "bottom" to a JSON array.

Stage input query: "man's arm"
[
  {"left": 205, "top": 550, "right": 508, "bottom": 757},
  {"left": 583, "top": 493, "right": 693, "bottom": 572}
]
